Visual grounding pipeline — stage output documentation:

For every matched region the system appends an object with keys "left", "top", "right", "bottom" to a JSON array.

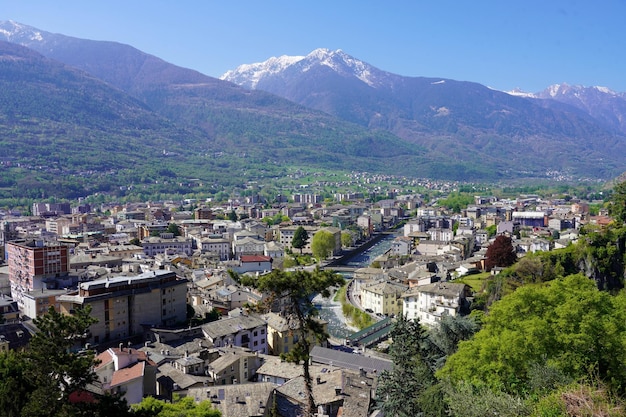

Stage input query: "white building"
[
  {"left": 142, "top": 234, "right": 193, "bottom": 257},
  {"left": 197, "top": 236, "right": 231, "bottom": 260},
  {"left": 402, "top": 282, "right": 470, "bottom": 327},
  {"left": 94, "top": 346, "right": 157, "bottom": 405}
]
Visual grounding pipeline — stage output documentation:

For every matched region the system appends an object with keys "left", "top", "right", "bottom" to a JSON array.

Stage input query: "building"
[
  {"left": 0, "top": 295, "right": 19, "bottom": 322},
  {"left": 196, "top": 236, "right": 230, "bottom": 260},
  {"left": 57, "top": 270, "right": 188, "bottom": 345},
  {"left": 273, "top": 367, "right": 375, "bottom": 417},
  {"left": 94, "top": 345, "right": 157, "bottom": 405},
  {"left": 21, "top": 288, "right": 68, "bottom": 319},
  {"left": 402, "top": 282, "right": 471, "bottom": 327},
  {"left": 7, "top": 240, "right": 69, "bottom": 310},
  {"left": 232, "top": 255, "right": 273, "bottom": 275},
  {"left": 360, "top": 281, "right": 407, "bottom": 316},
  {"left": 278, "top": 225, "right": 317, "bottom": 252},
  {"left": 201, "top": 315, "right": 267, "bottom": 354},
  {"left": 32, "top": 202, "right": 71, "bottom": 217},
  {"left": 0, "top": 322, "right": 32, "bottom": 351},
  {"left": 512, "top": 211, "right": 547, "bottom": 228},
  {"left": 142, "top": 234, "right": 193, "bottom": 257},
  {"left": 206, "top": 349, "right": 262, "bottom": 385},
  {"left": 263, "top": 311, "right": 328, "bottom": 355},
  {"left": 232, "top": 237, "right": 265, "bottom": 260}
]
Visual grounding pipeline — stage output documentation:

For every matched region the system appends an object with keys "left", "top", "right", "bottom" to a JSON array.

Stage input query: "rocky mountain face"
[
  {"left": 532, "top": 84, "right": 626, "bottom": 135},
  {"left": 2, "top": 20, "right": 626, "bottom": 181}
]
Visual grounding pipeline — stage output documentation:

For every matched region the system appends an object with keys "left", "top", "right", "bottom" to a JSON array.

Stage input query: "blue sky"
[{"left": 3, "top": 1, "right": 626, "bottom": 92}]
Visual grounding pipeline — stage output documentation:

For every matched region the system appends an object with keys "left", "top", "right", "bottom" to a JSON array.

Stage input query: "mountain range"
[{"left": 1, "top": 20, "right": 625, "bottom": 200}]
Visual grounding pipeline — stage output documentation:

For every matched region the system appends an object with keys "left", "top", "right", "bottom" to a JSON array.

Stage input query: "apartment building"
[
  {"left": 7, "top": 240, "right": 69, "bottom": 309},
  {"left": 57, "top": 270, "right": 188, "bottom": 345}
]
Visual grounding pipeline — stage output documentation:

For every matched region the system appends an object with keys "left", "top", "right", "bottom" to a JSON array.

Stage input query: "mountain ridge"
[{"left": 1, "top": 21, "right": 625, "bottom": 187}]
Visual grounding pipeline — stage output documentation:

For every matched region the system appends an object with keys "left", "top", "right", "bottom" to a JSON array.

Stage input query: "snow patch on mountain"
[
  {"left": 506, "top": 88, "right": 536, "bottom": 98},
  {"left": 594, "top": 86, "right": 615, "bottom": 95}
]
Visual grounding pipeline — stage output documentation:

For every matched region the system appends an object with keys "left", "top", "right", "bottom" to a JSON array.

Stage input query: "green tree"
[
  {"left": 228, "top": 210, "right": 238, "bottom": 222},
  {"left": 236, "top": 268, "right": 344, "bottom": 417},
  {"left": 438, "top": 274, "right": 626, "bottom": 394},
  {"left": 341, "top": 231, "right": 353, "bottom": 248},
  {"left": 291, "top": 226, "right": 309, "bottom": 254},
  {"left": 166, "top": 222, "right": 181, "bottom": 236},
  {"left": 311, "top": 230, "right": 335, "bottom": 261},
  {"left": 0, "top": 350, "right": 34, "bottom": 417},
  {"left": 485, "top": 235, "right": 517, "bottom": 271},
  {"left": 608, "top": 180, "right": 626, "bottom": 224},
  {"left": 19, "top": 306, "right": 131, "bottom": 417},
  {"left": 485, "top": 224, "right": 497, "bottom": 238},
  {"left": 133, "top": 395, "right": 220, "bottom": 416},
  {"left": 377, "top": 315, "right": 432, "bottom": 416}
]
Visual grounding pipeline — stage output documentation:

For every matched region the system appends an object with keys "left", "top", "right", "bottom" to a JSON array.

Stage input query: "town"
[{"left": 0, "top": 182, "right": 606, "bottom": 417}]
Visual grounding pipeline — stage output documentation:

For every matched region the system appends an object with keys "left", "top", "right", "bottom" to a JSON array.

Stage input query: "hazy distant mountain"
[{"left": 2, "top": 20, "right": 626, "bottom": 184}]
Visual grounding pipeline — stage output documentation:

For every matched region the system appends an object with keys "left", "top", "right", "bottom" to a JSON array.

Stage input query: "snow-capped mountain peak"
[
  {"left": 222, "top": 48, "right": 388, "bottom": 89},
  {"left": 0, "top": 20, "right": 44, "bottom": 43},
  {"left": 220, "top": 54, "right": 305, "bottom": 88}
]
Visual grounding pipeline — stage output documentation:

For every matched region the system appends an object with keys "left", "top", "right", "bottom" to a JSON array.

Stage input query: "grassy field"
[{"left": 456, "top": 271, "right": 490, "bottom": 292}]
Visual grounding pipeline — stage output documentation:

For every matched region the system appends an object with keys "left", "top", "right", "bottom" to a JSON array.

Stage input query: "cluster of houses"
[
  {"left": 348, "top": 194, "right": 603, "bottom": 328},
  {"left": 0, "top": 192, "right": 607, "bottom": 416}
]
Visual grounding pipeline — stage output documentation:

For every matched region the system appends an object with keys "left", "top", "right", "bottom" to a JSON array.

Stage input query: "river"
[{"left": 314, "top": 233, "right": 398, "bottom": 339}]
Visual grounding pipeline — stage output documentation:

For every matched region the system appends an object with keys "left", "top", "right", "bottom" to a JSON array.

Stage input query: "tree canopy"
[
  {"left": 311, "top": 230, "right": 335, "bottom": 261},
  {"left": 0, "top": 306, "right": 132, "bottom": 417},
  {"left": 132, "top": 395, "right": 220, "bottom": 417},
  {"left": 439, "top": 274, "right": 626, "bottom": 393},
  {"left": 291, "top": 226, "right": 309, "bottom": 254},
  {"left": 485, "top": 235, "right": 517, "bottom": 271},
  {"left": 609, "top": 180, "right": 626, "bottom": 224}
]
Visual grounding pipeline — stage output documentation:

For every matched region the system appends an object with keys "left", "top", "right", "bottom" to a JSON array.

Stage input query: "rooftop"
[{"left": 201, "top": 315, "right": 266, "bottom": 340}]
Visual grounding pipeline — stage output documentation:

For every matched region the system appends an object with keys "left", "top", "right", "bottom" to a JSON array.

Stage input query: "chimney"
[
  {"left": 119, "top": 343, "right": 124, "bottom": 351},
  {"left": 316, "top": 376, "right": 321, "bottom": 385},
  {"left": 334, "top": 386, "right": 342, "bottom": 396}
]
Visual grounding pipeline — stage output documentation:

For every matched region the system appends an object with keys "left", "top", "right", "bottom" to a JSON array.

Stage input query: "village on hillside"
[{"left": 0, "top": 190, "right": 606, "bottom": 416}]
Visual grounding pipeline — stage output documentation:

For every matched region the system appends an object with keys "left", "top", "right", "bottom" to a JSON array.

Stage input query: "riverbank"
[
  {"left": 335, "top": 284, "right": 375, "bottom": 330},
  {"left": 324, "top": 233, "right": 387, "bottom": 267}
]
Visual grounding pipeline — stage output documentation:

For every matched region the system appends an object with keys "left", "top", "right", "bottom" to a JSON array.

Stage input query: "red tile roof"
[
  {"left": 110, "top": 361, "right": 145, "bottom": 387},
  {"left": 240, "top": 255, "right": 272, "bottom": 263}
]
